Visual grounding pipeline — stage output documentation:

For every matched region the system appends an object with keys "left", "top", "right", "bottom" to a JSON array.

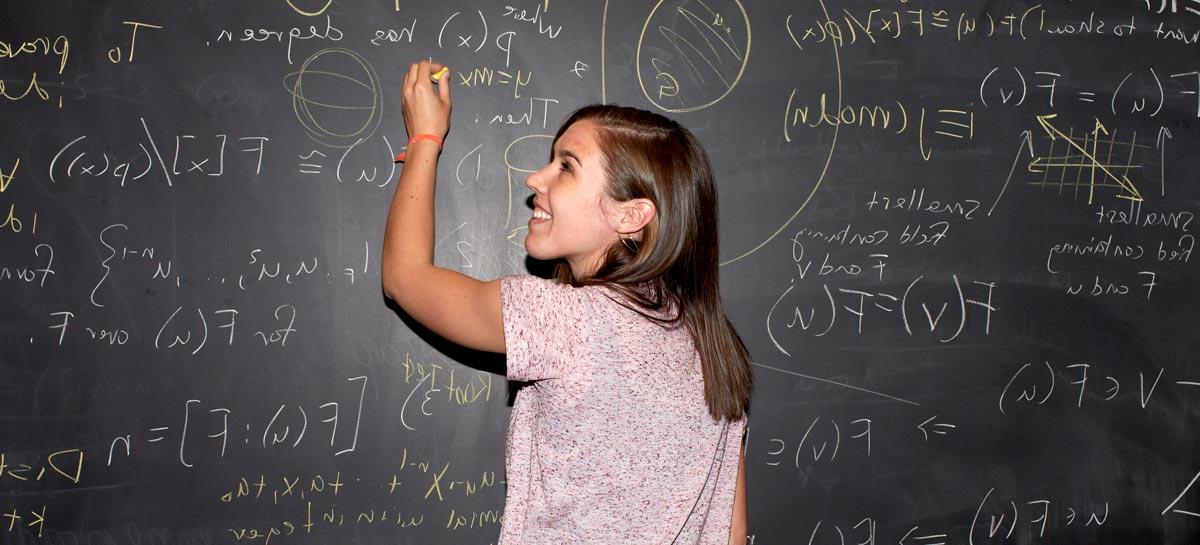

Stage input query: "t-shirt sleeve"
[{"left": 500, "top": 275, "right": 593, "bottom": 381}]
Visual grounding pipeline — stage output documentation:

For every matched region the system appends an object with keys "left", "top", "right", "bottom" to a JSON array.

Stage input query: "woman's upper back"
[{"left": 499, "top": 274, "right": 744, "bottom": 544}]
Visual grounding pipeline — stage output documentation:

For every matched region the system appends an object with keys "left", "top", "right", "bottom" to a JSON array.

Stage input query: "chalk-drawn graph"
[{"left": 1025, "top": 114, "right": 1154, "bottom": 204}]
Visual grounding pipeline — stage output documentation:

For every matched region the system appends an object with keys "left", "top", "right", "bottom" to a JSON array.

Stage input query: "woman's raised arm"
[{"left": 381, "top": 60, "right": 505, "bottom": 353}]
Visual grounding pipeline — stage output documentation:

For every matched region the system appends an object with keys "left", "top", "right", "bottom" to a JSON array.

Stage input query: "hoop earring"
[{"left": 620, "top": 235, "right": 638, "bottom": 253}]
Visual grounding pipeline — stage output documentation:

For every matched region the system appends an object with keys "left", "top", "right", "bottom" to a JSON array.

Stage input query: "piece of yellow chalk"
[{"left": 432, "top": 67, "right": 449, "bottom": 82}]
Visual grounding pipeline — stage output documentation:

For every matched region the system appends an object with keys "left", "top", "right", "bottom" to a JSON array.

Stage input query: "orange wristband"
[{"left": 394, "top": 134, "right": 443, "bottom": 162}]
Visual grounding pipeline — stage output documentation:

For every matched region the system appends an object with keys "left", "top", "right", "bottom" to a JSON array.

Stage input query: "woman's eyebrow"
[{"left": 555, "top": 148, "right": 583, "bottom": 167}]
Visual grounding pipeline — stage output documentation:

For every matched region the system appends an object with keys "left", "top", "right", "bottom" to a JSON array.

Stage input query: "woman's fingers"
[
  {"left": 405, "top": 62, "right": 419, "bottom": 95},
  {"left": 404, "top": 60, "right": 449, "bottom": 95},
  {"left": 428, "top": 62, "right": 447, "bottom": 83},
  {"left": 417, "top": 59, "right": 433, "bottom": 91},
  {"left": 438, "top": 67, "right": 451, "bottom": 104}
]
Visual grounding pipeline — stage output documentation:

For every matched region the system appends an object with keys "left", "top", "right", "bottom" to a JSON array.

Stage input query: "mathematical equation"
[
  {"left": 786, "top": 3, "right": 1047, "bottom": 50},
  {"left": 998, "top": 360, "right": 1200, "bottom": 414},
  {"left": 103, "top": 376, "right": 367, "bottom": 468},
  {"left": 47, "top": 303, "right": 298, "bottom": 353},
  {"left": 85, "top": 223, "right": 373, "bottom": 307},
  {"left": 762, "top": 414, "right": 955, "bottom": 472},
  {"left": 783, "top": 91, "right": 976, "bottom": 161},
  {"left": 219, "top": 451, "right": 505, "bottom": 541},
  {"left": 767, "top": 244, "right": 997, "bottom": 354},
  {"left": 980, "top": 66, "right": 1200, "bottom": 119}
]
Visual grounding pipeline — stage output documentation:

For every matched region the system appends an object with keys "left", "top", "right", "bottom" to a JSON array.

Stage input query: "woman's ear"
[{"left": 616, "top": 198, "right": 656, "bottom": 239}]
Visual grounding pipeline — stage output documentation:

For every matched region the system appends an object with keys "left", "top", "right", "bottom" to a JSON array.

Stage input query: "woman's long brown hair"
[{"left": 551, "top": 104, "right": 752, "bottom": 421}]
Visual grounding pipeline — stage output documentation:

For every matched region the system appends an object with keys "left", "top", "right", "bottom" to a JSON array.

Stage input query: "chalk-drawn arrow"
[
  {"left": 988, "top": 130, "right": 1034, "bottom": 216},
  {"left": 1035, "top": 114, "right": 1143, "bottom": 202},
  {"left": 1157, "top": 126, "right": 1172, "bottom": 197},
  {"left": 917, "top": 415, "right": 956, "bottom": 441},
  {"left": 1026, "top": 155, "right": 1048, "bottom": 173}
]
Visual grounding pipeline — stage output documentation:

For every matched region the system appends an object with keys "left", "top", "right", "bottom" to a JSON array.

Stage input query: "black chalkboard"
[{"left": 2, "top": 0, "right": 1199, "bottom": 543}]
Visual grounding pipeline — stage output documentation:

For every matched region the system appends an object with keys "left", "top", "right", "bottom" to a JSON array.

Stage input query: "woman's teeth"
[{"left": 533, "top": 209, "right": 552, "bottom": 220}]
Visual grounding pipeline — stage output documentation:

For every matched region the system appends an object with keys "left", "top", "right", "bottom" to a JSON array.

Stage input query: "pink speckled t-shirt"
[{"left": 499, "top": 275, "right": 746, "bottom": 544}]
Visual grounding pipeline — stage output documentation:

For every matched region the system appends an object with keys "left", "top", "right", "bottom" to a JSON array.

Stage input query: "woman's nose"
[{"left": 525, "top": 164, "right": 549, "bottom": 191}]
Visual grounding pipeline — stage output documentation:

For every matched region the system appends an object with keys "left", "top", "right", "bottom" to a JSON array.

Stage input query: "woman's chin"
[{"left": 524, "top": 240, "right": 553, "bottom": 261}]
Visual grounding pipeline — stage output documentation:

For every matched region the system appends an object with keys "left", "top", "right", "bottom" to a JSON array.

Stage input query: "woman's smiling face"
[{"left": 524, "top": 119, "right": 621, "bottom": 278}]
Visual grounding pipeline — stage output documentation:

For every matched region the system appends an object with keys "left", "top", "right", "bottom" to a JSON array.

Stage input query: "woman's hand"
[{"left": 400, "top": 60, "right": 452, "bottom": 140}]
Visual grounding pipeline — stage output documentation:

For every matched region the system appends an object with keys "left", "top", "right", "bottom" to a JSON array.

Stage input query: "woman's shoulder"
[
  {"left": 500, "top": 274, "right": 608, "bottom": 311},
  {"left": 502, "top": 274, "right": 628, "bottom": 294},
  {"left": 501, "top": 274, "right": 604, "bottom": 294},
  {"left": 500, "top": 275, "right": 678, "bottom": 322}
]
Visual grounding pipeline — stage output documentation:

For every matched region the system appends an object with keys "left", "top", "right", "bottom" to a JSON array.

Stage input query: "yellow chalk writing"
[
  {"left": 107, "top": 21, "right": 163, "bottom": 63},
  {"left": 0, "top": 72, "right": 50, "bottom": 103},
  {"left": 455, "top": 65, "right": 533, "bottom": 99},
  {"left": 0, "top": 158, "right": 18, "bottom": 193},
  {"left": 0, "top": 35, "right": 69, "bottom": 73}
]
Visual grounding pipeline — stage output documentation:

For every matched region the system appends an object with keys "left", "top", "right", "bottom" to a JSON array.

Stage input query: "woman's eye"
[{"left": 559, "top": 161, "right": 571, "bottom": 173}]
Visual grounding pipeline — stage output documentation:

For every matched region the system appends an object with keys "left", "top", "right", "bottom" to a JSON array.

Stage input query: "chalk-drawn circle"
[
  {"left": 636, "top": 0, "right": 751, "bottom": 113},
  {"left": 284, "top": 48, "right": 382, "bottom": 148},
  {"left": 720, "top": 3, "right": 842, "bottom": 265},
  {"left": 286, "top": 0, "right": 332, "bottom": 17}
]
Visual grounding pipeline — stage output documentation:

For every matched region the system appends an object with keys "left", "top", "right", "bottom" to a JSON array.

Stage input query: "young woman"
[{"left": 382, "top": 60, "right": 751, "bottom": 544}]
